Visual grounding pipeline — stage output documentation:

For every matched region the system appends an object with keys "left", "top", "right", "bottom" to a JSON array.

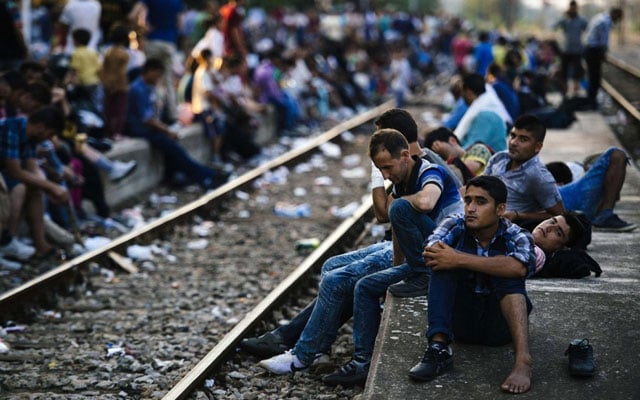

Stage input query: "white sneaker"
[
  {"left": 109, "top": 160, "right": 137, "bottom": 182},
  {"left": 258, "top": 350, "right": 309, "bottom": 374},
  {"left": 0, "top": 256, "right": 21, "bottom": 271},
  {"left": 0, "top": 237, "right": 35, "bottom": 261}
]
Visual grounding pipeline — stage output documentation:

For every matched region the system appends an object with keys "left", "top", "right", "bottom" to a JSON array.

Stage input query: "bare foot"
[{"left": 501, "top": 359, "right": 532, "bottom": 394}]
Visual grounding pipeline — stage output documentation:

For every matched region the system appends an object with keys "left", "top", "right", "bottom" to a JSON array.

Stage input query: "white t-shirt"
[
  {"left": 59, "top": 0, "right": 102, "bottom": 54},
  {"left": 191, "top": 67, "right": 214, "bottom": 114}
]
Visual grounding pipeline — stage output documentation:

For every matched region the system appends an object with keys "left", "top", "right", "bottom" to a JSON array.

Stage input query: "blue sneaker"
[{"left": 593, "top": 213, "right": 636, "bottom": 232}]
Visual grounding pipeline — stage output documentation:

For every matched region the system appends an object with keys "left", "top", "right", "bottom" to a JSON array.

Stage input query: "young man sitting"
[{"left": 409, "top": 175, "right": 535, "bottom": 394}]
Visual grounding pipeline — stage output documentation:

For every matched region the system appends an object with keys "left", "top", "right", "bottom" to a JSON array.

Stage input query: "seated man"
[
  {"left": 484, "top": 114, "right": 565, "bottom": 227},
  {"left": 545, "top": 148, "right": 636, "bottom": 232},
  {"left": 241, "top": 109, "right": 432, "bottom": 366},
  {"left": 424, "top": 127, "right": 493, "bottom": 184},
  {"left": 0, "top": 106, "right": 69, "bottom": 259},
  {"left": 408, "top": 175, "right": 535, "bottom": 394},
  {"left": 454, "top": 73, "right": 512, "bottom": 152},
  {"left": 125, "top": 58, "right": 227, "bottom": 189},
  {"left": 321, "top": 129, "right": 463, "bottom": 386},
  {"left": 441, "top": 77, "right": 468, "bottom": 131}
]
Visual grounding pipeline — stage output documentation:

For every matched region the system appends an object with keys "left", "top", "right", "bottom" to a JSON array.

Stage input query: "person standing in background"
[
  {"left": 554, "top": 1, "right": 588, "bottom": 97},
  {"left": 56, "top": 0, "right": 102, "bottom": 54},
  {"left": 583, "top": 7, "right": 623, "bottom": 109}
]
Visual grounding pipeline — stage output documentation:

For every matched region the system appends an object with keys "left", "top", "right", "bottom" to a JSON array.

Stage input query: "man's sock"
[{"left": 593, "top": 208, "right": 613, "bottom": 222}]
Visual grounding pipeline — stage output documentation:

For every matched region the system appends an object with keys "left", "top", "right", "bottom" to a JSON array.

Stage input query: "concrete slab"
[
  {"left": 97, "top": 110, "right": 278, "bottom": 209},
  {"left": 363, "top": 111, "right": 640, "bottom": 399},
  {"left": 101, "top": 124, "right": 209, "bottom": 208},
  {"left": 365, "top": 292, "right": 640, "bottom": 400}
]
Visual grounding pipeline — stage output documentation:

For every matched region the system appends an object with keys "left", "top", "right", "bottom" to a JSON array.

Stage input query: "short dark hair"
[
  {"left": 143, "top": 58, "right": 165, "bottom": 73},
  {"left": 199, "top": 48, "right": 213, "bottom": 60},
  {"left": 72, "top": 28, "right": 92, "bottom": 46},
  {"left": 546, "top": 161, "right": 573, "bottom": 186},
  {"left": 25, "top": 81, "right": 53, "bottom": 106},
  {"left": 466, "top": 175, "right": 507, "bottom": 205},
  {"left": 563, "top": 211, "right": 590, "bottom": 249},
  {"left": 28, "top": 105, "right": 65, "bottom": 135},
  {"left": 487, "top": 62, "right": 504, "bottom": 78},
  {"left": 19, "top": 61, "right": 45, "bottom": 76},
  {"left": 462, "top": 73, "right": 486, "bottom": 96},
  {"left": 108, "top": 23, "right": 130, "bottom": 46},
  {"left": 424, "top": 127, "right": 459, "bottom": 150},
  {"left": 369, "top": 129, "right": 409, "bottom": 159},
  {"left": 513, "top": 114, "right": 546, "bottom": 142},
  {"left": 374, "top": 108, "right": 418, "bottom": 143},
  {"left": 610, "top": 7, "right": 623, "bottom": 21}
]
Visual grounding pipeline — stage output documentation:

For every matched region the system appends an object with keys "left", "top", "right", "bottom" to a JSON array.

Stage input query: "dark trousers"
[
  {"left": 584, "top": 46, "right": 606, "bottom": 107},
  {"left": 135, "top": 129, "right": 216, "bottom": 186},
  {"left": 103, "top": 90, "right": 128, "bottom": 139},
  {"left": 427, "top": 270, "right": 533, "bottom": 346}
]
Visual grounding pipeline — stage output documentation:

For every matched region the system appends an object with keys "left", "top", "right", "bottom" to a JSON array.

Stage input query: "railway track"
[
  {"left": 602, "top": 54, "right": 640, "bottom": 160},
  {"left": 0, "top": 101, "right": 394, "bottom": 399}
]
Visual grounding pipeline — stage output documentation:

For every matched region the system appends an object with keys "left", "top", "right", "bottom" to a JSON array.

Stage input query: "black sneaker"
[
  {"left": 388, "top": 273, "right": 430, "bottom": 297},
  {"left": 322, "top": 359, "right": 370, "bottom": 387},
  {"left": 409, "top": 341, "right": 453, "bottom": 381},
  {"left": 565, "top": 338, "right": 595, "bottom": 377},
  {"left": 240, "top": 332, "right": 289, "bottom": 358}
]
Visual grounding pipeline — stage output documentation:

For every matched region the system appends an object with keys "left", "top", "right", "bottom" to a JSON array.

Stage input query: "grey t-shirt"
[
  {"left": 485, "top": 151, "right": 562, "bottom": 213},
  {"left": 555, "top": 16, "right": 588, "bottom": 54}
]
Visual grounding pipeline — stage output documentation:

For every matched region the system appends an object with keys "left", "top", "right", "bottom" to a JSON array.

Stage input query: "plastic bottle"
[
  {"left": 295, "top": 238, "right": 320, "bottom": 253},
  {"left": 273, "top": 202, "right": 311, "bottom": 218}
]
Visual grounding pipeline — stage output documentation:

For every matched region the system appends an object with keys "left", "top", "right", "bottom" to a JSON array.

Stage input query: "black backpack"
[{"left": 537, "top": 249, "right": 602, "bottom": 278}]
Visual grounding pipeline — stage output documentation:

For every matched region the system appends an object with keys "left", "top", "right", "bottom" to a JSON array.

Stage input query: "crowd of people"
[
  {"left": 0, "top": 0, "right": 636, "bottom": 394},
  {"left": 236, "top": 3, "right": 631, "bottom": 396}
]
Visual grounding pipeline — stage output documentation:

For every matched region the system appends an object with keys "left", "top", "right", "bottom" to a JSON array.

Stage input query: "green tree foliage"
[{"left": 461, "top": 0, "right": 518, "bottom": 30}]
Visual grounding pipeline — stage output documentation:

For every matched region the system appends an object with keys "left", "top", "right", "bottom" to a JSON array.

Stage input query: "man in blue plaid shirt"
[
  {"left": 0, "top": 106, "right": 68, "bottom": 260},
  {"left": 409, "top": 175, "right": 536, "bottom": 394}
]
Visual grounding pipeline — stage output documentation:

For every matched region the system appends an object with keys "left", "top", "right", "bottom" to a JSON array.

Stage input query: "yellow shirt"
[{"left": 70, "top": 46, "right": 101, "bottom": 86}]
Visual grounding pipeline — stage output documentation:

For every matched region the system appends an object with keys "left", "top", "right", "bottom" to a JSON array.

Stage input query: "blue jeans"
[
  {"left": 388, "top": 198, "right": 438, "bottom": 269},
  {"left": 291, "top": 241, "right": 393, "bottom": 365},
  {"left": 559, "top": 147, "right": 627, "bottom": 220},
  {"left": 133, "top": 128, "right": 217, "bottom": 186},
  {"left": 274, "top": 241, "right": 391, "bottom": 347},
  {"left": 351, "top": 199, "right": 437, "bottom": 362},
  {"left": 352, "top": 263, "right": 418, "bottom": 362},
  {"left": 426, "top": 269, "right": 531, "bottom": 345}
]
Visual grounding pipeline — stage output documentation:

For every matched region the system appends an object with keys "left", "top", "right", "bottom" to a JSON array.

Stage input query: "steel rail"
[
  {"left": 162, "top": 199, "right": 374, "bottom": 400},
  {"left": 603, "top": 54, "right": 640, "bottom": 122},
  {"left": 0, "top": 100, "right": 394, "bottom": 314}
]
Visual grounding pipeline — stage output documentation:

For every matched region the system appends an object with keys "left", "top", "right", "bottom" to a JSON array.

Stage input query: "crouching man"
[{"left": 409, "top": 175, "right": 536, "bottom": 394}]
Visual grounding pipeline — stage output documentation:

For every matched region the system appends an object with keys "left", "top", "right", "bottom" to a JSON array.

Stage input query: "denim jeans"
[
  {"left": 274, "top": 241, "right": 391, "bottom": 347},
  {"left": 352, "top": 263, "right": 419, "bottom": 362},
  {"left": 292, "top": 241, "right": 393, "bottom": 364},
  {"left": 135, "top": 128, "right": 217, "bottom": 187},
  {"left": 351, "top": 198, "right": 438, "bottom": 362},
  {"left": 426, "top": 269, "right": 531, "bottom": 345},
  {"left": 559, "top": 147, "right": 627, "bottom": 220},
  {"left": 388, "top": 198, "right": 438, "bottom": 269}
]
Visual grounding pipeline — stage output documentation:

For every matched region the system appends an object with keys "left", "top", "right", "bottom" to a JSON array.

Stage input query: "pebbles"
[{"left": 0, "top": 130, "right": 375, "bottom": 399}]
